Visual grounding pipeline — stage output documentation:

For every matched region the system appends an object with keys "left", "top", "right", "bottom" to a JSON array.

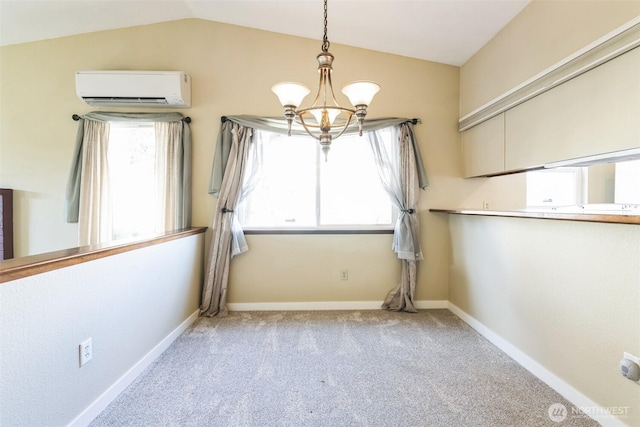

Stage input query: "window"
[
  {"left": 526, "top": 167, "right": 585, "bottom": 208},
  {"left": 71, "top": 114, "right": 190, "bottom": 247},
  {"left": 614, "top": 159, "right": 640, "bottom": 204},
  {"left": 238, "top": 129, "right": 394, "bottom": 230},
  {"left": 107, "top": 122, "right": 158, "bottom": 240}
]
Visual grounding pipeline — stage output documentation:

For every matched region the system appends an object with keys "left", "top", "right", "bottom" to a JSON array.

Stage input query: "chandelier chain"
[
  {"left": 321, "top": 0, "right": 330, "bottom": 52},
  {"left": 271, "top": 0, "right": 379, "bottom": 155}
]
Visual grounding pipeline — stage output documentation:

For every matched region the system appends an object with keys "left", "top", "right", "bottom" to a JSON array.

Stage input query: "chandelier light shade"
[
  {"left": 271, "top": 82, "right": 311, "bottom": 110},
  {"left": 271, "top": 0, "right": 380, "bottom": 158},
  {"left": 342, "top": 81, "right": 381, "bottom": 108}
]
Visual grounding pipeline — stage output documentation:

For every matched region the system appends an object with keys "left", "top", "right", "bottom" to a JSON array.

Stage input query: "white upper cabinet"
[
  {"left": 462, "top": 113, "right": 505, "bottom": 178},
  {"left": 505, "top": 47, "right": 640, "bottom": 171},
  {"left": 459, "top": 20, "right": 640, "bottom": 178}
]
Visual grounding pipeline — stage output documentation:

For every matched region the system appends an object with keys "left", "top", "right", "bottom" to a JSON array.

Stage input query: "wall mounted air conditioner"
[{"left": 75, "top": 70, "right": 191, "bottom": 108}]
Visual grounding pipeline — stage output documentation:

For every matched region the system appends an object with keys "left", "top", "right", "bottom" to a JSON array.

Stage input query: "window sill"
[{"left": 243, "top": 228, "right": 394, "bottom": 235}]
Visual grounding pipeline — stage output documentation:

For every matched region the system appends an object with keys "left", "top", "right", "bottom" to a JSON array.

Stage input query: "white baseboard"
[
  {"left": 227, "top": 299, "right": 448, "bottom": 312},
  {"left": 227, "top": 301, "right": 383, "bottom": 311},
  {"left": 69, "top": 310, "right": 200, "bottom": 427},
  {"left": 414, "top": 300, "right": 449, "bottom": 309},
  {"left": 447, "top": 303, "right": 628, "bottom": 427}
]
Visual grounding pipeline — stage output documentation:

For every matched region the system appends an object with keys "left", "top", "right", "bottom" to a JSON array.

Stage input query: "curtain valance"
[
  {"left": 209, "top": 115, "right": 428, "bottom": 196},
  {"left": 77, "top": 112, "right": 188, "bottom": 123}
]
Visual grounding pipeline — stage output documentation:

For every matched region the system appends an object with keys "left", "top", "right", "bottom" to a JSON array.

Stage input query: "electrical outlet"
[
  {"left": 624, "top": 352, "right": 640, "bottom": 365},
  {"left": 340, "top": 269, "right": 349, "bottom": 280},
  {"left": 483, "top": 201, "right": 490, "bottom": 210},
  {"left": 620, "top": 352, "right": 640, "bottom": 381},
  {"left": 79, "top": 338, "right": 92, "bottom": 367}
]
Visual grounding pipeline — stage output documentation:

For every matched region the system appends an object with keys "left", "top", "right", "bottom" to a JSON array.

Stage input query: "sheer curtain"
[
  {"left": 155, "top": 121, "right": 191, "bottom": 231},
  {"left": 201, "top": 121, "right": 258, "bottom": 317},
  {"left": 66, "top": 112, "right": 192, "bottom": 245},
  {"left": 367, "top": 122, "right": 427, "bottom": 312},
  {"left": 77, "top": 119, "right": 112, "bottom": 246}
]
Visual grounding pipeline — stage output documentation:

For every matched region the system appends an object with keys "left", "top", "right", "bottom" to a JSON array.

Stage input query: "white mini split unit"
[{"left": 75, "top": 70, "right": 191, "bottom": 108}]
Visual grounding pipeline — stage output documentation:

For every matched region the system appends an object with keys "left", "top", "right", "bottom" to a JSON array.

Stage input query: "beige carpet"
[{"left": 90, "top": 310, "right": 600, "bottom": 426}]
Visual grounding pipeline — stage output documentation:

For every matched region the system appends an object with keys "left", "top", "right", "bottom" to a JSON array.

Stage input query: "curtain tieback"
[
  {"left": 221, "top": 207, "right": 234, "bottom": 213},
  {"left": 401, "top": 208, "right": 415, "bottom": 214}
]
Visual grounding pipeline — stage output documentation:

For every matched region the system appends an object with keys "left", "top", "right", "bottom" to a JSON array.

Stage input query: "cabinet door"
[
  {"left": 462, "top": 113, "right": 505, "bottom": 177},
  {"left": 505, "top": 47, "right": 640, "bottom": 171}
]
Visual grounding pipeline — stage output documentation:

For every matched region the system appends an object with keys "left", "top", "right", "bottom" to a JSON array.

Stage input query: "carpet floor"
[{"left": 89, "top": 310, "right": 600, "bottom": 426}]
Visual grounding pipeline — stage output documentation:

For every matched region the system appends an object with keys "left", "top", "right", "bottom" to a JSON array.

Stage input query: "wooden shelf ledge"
[
  {"left": 0, "top": 227, "right": 207, "bottom": 284},
  {"left": 429, "top": 209, "right": 640, "bottom": 225}
]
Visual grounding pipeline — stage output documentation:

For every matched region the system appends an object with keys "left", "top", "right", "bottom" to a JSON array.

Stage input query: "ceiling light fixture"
[{"left": 272, "top": 0, "right": 380, "bottom": 159}]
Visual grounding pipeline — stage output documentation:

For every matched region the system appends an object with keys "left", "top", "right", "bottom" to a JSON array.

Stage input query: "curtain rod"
[
  {"left": 72, "top": 114, "right": 192, "bottom": 123},
  {"left": 220, "top": 116, "right": 420, "bottom": 124}
]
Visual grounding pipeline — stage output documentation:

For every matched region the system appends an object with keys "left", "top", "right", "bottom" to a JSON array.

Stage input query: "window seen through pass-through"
[{"left": 526, "top": 167, "right": 584, "bottom": 207}]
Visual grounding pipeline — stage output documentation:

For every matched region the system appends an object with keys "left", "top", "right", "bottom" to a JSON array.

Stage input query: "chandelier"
[{"left": 271, "top": 0, "right": 380, "bottom": 158}]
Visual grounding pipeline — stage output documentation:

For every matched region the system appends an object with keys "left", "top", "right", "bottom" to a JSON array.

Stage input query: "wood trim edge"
[
  {"left": 429, "top": 209, "right": 640, "bottom": 225},
  {"left": 243, "top": 229, "right": 394, "bottom": 235},
  {"left": 0, "top": 227, "right": 207, "bottom": 284}
]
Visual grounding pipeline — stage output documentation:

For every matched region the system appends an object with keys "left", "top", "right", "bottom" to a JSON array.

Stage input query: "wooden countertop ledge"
[
  {"left": 0, "top": 227, "right": 207, "bottom": 284},
  {"left": 429, "top": 209, "right": 640, "bottom": 225}
]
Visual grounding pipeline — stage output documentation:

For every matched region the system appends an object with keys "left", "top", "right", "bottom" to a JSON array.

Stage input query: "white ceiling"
[{"left": 0, "top": 0, "right": 531, "bottom": 66}]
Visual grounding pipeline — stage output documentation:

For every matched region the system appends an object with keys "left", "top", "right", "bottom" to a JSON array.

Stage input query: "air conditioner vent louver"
[
  {"left": 75, "top": 71, "right": 191, "bottom": 108},
  {"left": 81, "top": 97, "right": 170, "bottom": 106}
]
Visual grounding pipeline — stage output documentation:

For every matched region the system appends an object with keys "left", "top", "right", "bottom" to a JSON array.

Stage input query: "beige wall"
[
  {"left": 453, "top": 1, "right": 640, "bottom": 425},
  {"left": 0, "top": 18, "right": 460, "bottom": 303},
  {"left": 0, "top": 233, "right": 204, "bottom": 426},
  {"left": 588, "top": 164, "right": 616, "bottom": 204},
  {"left": 449, "top": 216, "right": 640, "bottom": 425}
]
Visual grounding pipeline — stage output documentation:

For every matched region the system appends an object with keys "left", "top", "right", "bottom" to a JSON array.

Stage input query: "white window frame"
[
  {"left": 238, "top": 130, "right": 397, "bottom": 233},
  {"left": 526, "top": 167, "right": 586, "bottom": 209}
]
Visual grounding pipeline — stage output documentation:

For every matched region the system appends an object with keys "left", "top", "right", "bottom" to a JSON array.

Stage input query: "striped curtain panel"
[{"left": 78, "top": 119, "right": 112, "bottom": 246}]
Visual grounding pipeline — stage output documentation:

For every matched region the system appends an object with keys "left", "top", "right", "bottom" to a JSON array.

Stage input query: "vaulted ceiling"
[{"left": 0, "top": 0, "right": 531, "bottom": 66}]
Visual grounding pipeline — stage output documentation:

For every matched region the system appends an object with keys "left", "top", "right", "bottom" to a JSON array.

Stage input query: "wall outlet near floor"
[
  {"left": 340, "top": 269, "right": 349, "bottom": 281},
  {"left": 623, "top": 352, "right": 640, "bottom": 365},
  {"left": 483, "top": 201, "right": 490, "bottom": 210},
  {"left": 79, "top": 338, "right": 92, "bottom": 367},
  {"left": 620, "top": 352, "right": 640, "bottom": 381}
]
